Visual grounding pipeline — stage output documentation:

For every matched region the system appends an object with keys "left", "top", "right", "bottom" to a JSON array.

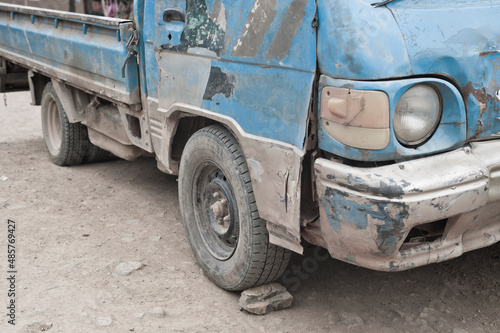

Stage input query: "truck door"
[{"left": 152, "top": 0, "right": 317, "bottom": 144}]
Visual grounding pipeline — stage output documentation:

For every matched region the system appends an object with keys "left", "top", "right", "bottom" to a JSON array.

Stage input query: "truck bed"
[{"left": 0, "top": 3, "right": 140, "bottom": 105}]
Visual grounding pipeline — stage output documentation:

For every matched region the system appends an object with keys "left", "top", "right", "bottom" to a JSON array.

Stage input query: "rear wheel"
[
  {"left": 179, "top": 125, "right": 290, "bottom": 291},
  {"left": 41, "top": 82, "right": 114, "bottom": 165},
  {"left": 41, "top": 82, "right": 87, "bottom": 166}
]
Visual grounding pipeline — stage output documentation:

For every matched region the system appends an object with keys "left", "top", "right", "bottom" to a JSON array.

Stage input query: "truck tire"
[
  {"left": 179, "top": 125, "right": 291, "bottom": 291},
  {"left": 41, "top": 82, "right": 87, "bottom": 166}
]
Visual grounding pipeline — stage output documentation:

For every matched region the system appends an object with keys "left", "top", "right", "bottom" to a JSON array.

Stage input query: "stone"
[
  {"left": 339, "top": 311, "right": 364, "bottom": 327},
  {"left": 121, "top": 237, "right": 135, "bottom": 243},
  {"left": 419, "top": 311, "right": 429, "bottom": 318},
  {"left": 149, "top": 306, "right": 166, "bottom": 318},
  {"left": 393, "top": 309, "right": 405, "bottom": 318},
  {"left": 97, "top": 317, "right": 112, "bottom": 326},
  {"left": 239, "top": 283, "right": 293, "bottom": 315},
  {"left": 114, "top": 262, "right": 144, "bottom": 276},
  {"left": 452, "top": 329, "right": 469, "bottom": 333},
  {"left": 22, "top": 322, "right": 53, "bottom": 332},
  {"left": 134, "top": 312, "right": 145, "bottom": 318},
  {"left": 106, "top": 261, "right": 117, "bottom": 271}
]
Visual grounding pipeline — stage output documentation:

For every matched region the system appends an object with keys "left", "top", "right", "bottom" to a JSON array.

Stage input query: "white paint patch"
[
  {"left": 216, "top": 2, "right": 227, "bottom": 32},
  {"left": 247, "top": 159, "right": 264, "bottom": 182},
  {"left": 156, "top": 52, "right": 212, "bottom": 109},
  {"left": 496, "top": 90, "right": 500, "bottom": 102},
  {"left": 233, "top": 39, "right": 242, "bottom": 52}
]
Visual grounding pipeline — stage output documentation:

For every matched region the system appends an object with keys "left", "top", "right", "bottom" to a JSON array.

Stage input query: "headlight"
[{"left": 394, "top": 84, "right": 442, "bottom": 147}]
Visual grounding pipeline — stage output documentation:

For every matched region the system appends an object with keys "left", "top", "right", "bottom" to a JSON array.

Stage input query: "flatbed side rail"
[
  {"left": 0, "top": 3, "right": 129, "bottom": 27},
  {"left": 0, "top": 3, "right": 140, "bottom": 106}
]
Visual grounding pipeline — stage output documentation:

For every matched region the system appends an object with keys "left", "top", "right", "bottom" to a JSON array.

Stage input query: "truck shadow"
[{"left": 281, "top": 240, "right": 500, "bottom": 331}]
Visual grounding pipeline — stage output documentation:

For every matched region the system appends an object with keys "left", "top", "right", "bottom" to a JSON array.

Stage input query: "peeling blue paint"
[
  {"left": 373, "top": 202, "right": 408, "bottom": 256},
  {"left": 346, "top": 254, "right": 357, "bottom": 264},
  {"left": 344, "top": 174, "right": 406, "bottom": 199},
  {"left": 321, "top": 188, "right": 409, "bottom": 255}
]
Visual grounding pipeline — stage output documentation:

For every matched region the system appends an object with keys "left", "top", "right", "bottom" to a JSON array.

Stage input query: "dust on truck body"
[{"left": 1, "top": 0, "right": 499, "bottom": 290}]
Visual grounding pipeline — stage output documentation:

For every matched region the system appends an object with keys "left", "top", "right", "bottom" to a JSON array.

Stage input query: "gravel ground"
[{"left": 1, "top": 91, "right": 500, "bottom": 333}]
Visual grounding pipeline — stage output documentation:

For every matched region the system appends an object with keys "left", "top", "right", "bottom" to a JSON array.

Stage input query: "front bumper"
[{"left": 313, "top": 140, "right": 500, "bottom": 271}]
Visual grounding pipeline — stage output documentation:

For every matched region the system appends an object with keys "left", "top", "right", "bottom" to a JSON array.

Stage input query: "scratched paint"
[
  {"left": 317, "top": 0, "right": 411, "bottom": 79},
  {"left": 171, "top": 0, "right": 225, "bottom": 55},
  {"left": 265, "top": 0, "right": 308, "bottom": 60},
  {"left": 150, "top": 0, "right": 317, "bottom": 147},
  {"left": 321, "top": 188, "right": 408, "bottom": 255}
]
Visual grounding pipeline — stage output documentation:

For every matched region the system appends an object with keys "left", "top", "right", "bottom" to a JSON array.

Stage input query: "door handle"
[{"left": 163, "top": 8, "right": 185, "bottom": 23}]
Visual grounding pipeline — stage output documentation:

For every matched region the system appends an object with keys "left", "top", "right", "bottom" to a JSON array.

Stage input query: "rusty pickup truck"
[{"left": 1, "top": 0, "right": 499, "bottom": 291}]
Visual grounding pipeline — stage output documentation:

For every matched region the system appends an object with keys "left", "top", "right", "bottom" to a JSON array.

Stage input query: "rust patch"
[
  {"left": 479, "top": 50, "right": 499, "bottom": 57},
  {"left": 462, "top": 82, "right": 490, "bottom": 109},
  {"left": 462, "top": 81, "right": 495, "bottom": 139}
]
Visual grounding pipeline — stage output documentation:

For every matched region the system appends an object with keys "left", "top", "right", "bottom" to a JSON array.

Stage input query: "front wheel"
[{"left": 179, "top": 125, "right": 290, "bottom": 291}]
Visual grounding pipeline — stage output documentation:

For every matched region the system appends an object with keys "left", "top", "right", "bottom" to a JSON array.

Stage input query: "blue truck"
[{"left": 1, "top": 0, "right": 500, "bottom": 291}]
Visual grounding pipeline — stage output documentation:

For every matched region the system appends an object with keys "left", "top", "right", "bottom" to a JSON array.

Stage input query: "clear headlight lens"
[{"left": 394, "top": 84, "right": 442, "bottom": 146}]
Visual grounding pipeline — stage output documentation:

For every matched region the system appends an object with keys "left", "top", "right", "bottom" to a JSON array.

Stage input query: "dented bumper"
[{"left": 313, "top": 140, "right": 500, "bottom": 271}]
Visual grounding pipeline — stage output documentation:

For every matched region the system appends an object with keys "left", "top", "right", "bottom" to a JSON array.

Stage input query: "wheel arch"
[
  {"left": 159, "top": 103, "right": 305, "bottom": 254},
  {"left": 28, "top": 71, "right": 50, "bottom": 106}
]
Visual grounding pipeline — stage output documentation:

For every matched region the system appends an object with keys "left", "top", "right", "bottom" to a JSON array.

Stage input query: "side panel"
[
  {"left": 148, "top": 0, "right": 317, "bottom": 252},
  {"left": 0, "top": 4, "right": 140, "bottom": 105}
]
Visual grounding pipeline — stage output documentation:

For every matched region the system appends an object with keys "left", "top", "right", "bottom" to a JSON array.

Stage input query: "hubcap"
[{"left": 195, "top": 164, "right": 239, "bottom": 260}]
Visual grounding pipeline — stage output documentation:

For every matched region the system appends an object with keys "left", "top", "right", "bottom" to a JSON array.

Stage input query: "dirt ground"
[{"left": 0, "top": 91, "right": 499, "bottom": 333}]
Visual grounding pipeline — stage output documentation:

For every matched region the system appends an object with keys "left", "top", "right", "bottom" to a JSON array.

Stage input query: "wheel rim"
[
  {"left": 194, "top": 162, "right": 239, "bottom": 261},
  {"left": 45, "top": 98, "right": 62, "bottom": 153}
]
